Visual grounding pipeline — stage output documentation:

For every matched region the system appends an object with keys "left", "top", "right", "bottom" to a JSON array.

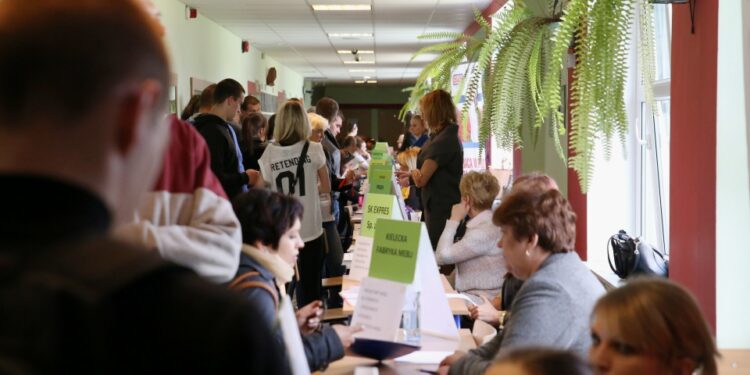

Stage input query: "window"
[
  {"left": 586, "top": 4, "right": 672, "bottom": 277},
  {"left": 636, "top": 4, "right": 672, "bottom": 253}
]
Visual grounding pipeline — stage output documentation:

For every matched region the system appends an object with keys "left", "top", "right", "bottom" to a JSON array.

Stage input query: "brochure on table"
[
  {"left": 349, "top": 193, "right": 404, "bottom": 281},
  {"left": 351, "top": 219, "right": 459, "bottom": 351}
]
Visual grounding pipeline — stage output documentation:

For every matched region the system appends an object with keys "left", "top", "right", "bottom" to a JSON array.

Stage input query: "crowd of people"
[{"left": 0, "top": 1, "right": 721, "bottom": 374}]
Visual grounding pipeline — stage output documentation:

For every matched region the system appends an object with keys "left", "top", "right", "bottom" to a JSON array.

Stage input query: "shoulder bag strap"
[{"left": 289, "top": 141, "right": 310, "bottom": 194}]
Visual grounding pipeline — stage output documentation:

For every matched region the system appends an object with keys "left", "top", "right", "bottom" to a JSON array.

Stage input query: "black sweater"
[{"left": 193, "top": 114, "right": 249, "bottom": 198}]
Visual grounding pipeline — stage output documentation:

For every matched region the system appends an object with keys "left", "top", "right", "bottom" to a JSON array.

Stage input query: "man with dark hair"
[
  {"left": 186, "top": 83, "right": 216, "bottom": 122},
  {"left": 194, "top": 78, "right": 259, "bottom": 199},
  {"left": 315, "top": 98, "right": 354, "bottom": 286},
  {"left": 241, "top": 94, "right": 261, "bottom": 119},
  {"left": 0, "top": 0, "right": 285, "bottom": 373}
]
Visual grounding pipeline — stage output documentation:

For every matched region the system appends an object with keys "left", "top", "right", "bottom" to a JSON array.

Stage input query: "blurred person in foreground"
[
  {"left": 589, "top": 278, "right": 718, "bottom": 375},
  {"left": 0, "top": 0, "right": 285, "bottom": 372}
]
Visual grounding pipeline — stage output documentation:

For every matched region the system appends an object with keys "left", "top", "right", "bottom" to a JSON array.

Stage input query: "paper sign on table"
[
  {"left": 412, "top": 222, "right": 460, "bottom": 350},
  {"left": 368, "top": 219, "right": 421, "bottom": 284},
  {"left": 351, "top": 277, "right": 406, "bottom": 342},
  {"left": 367, "top": 219, "right": 459, "bottom": 351},
  {"left": 349, "top": 236, "right": 374, "bottom": 281},
  {"left": 360, "top": 193, "right": 402, "bottom": 238},
  {"left": 278, "top": 295, "right": 311, "bottom": 375},
  {"left": 349, "top": 194, "right": 403, "bottom": 281},
  {"left": 367, "top": 160, "right": 393, "bottom": 194}
]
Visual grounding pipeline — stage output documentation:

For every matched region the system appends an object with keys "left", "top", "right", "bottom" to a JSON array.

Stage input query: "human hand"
[
  {"left": 395, "top": 170, "right": 411, "bottom": 187},
  {"left": 468, "top": 296, "right": 500, "bottom": 326},
  {"left": 246, "top": 169, "right": 260, "bottom": 186},
  {"left": 437, "top": 365, "right": 450, "bottom": 375},
  {"left": 296, "top": 300, "right": 323, "bottom": 335},
  {"left": 345, "top": 168, "right": 356, "bottom": 183},
  {"left": 450, "top": 201, "right": 469, "bottom": 221},
  {"left": 438, "top": 351, "right": 466, "bottom": 369},
  {"left": 332, "top": 324, "right": 363, "bottom": 348}
]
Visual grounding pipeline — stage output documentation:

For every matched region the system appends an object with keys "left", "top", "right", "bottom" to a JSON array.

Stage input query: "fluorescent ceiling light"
[
  {"left": 344, "top": 60, "right": 375, "bottom": 64},
  {"left": 313, "top": 4, "right": 371, "bottom": 11},
  {"left": 338, "top": 50, "right": 374, "bottom": 54},
  {"left": 355, "top": 80, "right": 378, "bottom": 84},
  {"left": 349, "top": 69, "right": 375, "bottom": 73},
  {"left": 329, "top": 33, "right": 373, "bottom": 38}
]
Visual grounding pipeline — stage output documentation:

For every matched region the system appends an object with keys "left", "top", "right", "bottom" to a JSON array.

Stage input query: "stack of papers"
[{"left": 339, "top": 285, "right": 360, "bottom": 307}]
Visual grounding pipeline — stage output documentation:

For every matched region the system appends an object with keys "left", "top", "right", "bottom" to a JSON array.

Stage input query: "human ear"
[{"left": 114, "top": 80, "right": 164, "bottom": 156}]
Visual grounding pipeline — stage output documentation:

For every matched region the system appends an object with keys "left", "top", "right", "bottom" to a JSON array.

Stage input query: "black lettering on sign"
[
  {"left": 371, "top": 206, "right": 390, "bottom": 215},
  {"left": 386, "top": 233, "right": 407, "bottom": 242}
]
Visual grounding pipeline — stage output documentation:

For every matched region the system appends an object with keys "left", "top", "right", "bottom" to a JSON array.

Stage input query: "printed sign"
[
  {"left": 360, "top": 194, "right": 399, "bottom": 237},
  {"left": 368, "top": 219, "right": 421, "bottom": 284},
  {"left": 351, "top": 277, "right": 407, "bottom": 342}
]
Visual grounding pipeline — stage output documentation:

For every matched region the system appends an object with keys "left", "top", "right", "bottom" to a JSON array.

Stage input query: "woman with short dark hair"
[
  {"left": 231, "top": 188, "right": 360, "bottom": 372},
  {"left": 441, "top": 188, "right": 606, "bottom": 375},
  {"left": 240, "top": 112, "right": 267, "bottom": 171}
]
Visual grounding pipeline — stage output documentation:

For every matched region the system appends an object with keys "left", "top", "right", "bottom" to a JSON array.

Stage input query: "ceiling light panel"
[
  {"left": 312, "top": 4, "right": 372, "bottom": 11},
  {"left": 328, "top": 33, "right": 373, "bottom": 38},
  {"left": 343, "top": 60, "right": 375, "bottom": 64},
  {"left": 338, "top": 50, "right": 374, "bottom": 54}
]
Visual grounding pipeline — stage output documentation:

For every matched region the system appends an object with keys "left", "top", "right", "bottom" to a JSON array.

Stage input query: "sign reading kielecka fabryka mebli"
[{"left": 368, "top": 218, "right": 420, "bottom": 284}]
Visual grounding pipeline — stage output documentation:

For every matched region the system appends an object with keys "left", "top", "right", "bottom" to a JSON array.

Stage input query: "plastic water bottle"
[{"left": 400, "top": 290, "right": 421, "bottom": 345}]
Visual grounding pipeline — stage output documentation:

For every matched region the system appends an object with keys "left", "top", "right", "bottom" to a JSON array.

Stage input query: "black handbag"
[{"left": 607, "top": 230, "right": 669, "bottom": 279}]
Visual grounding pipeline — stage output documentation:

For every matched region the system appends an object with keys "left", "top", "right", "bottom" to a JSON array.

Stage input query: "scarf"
[{"left": 241, "top": 244, "right": 295, "bottom": 297}]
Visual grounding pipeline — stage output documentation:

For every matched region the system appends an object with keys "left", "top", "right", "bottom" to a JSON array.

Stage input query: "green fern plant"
[{"left": 409, "top": 0, "right": 656, "bottom": 192}]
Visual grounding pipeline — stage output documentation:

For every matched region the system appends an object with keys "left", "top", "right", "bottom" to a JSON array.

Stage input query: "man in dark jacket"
[
  {"left": 194, "top": 78, "right": 259, "bottom": 199},
  {"left": 315, "top": 98, "right": 352, "bottom": 283},
  {"left": 0, "top": 1, "right": 286, "bottom": 373}
]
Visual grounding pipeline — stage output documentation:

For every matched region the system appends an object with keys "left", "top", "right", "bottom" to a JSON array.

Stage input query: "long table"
[
  {"left": 340, "top": 275, "right": 470, "bottom": 316},
  {"left": 320, "top": 329, "right": 476, "bottom": 375}
]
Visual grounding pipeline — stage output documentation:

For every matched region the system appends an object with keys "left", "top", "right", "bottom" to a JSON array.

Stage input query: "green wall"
[
  {"left": 154, "top": 0, "right": 304, "bottom": 112},
  {"left": 518, "top": 125, "right": 569, "bottom": 197}
]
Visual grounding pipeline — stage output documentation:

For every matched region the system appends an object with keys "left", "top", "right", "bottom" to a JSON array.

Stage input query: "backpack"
[{"left": 0, "top": 238, "right": 182, "bottom": 373}]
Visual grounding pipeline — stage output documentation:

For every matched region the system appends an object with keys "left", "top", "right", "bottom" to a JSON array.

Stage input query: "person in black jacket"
[
  {"left": 0, "top": 1, "right": 286, "bottom": 373},
  {"left": 194, "top": 78, "right": 260, "bottom": 198},
  {"left": 231, "top": 189, "right": 361, "bottom": 371}
]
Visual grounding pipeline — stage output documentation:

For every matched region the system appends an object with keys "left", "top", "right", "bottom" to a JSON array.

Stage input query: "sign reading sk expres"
[{"left": 360, "top": 193, "right": 398, "bottom": 237}]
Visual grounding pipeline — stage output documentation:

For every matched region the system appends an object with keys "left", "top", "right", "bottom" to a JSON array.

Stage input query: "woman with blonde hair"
[
  {"left": 589, "top": 278, "right": 718, "bottom": 375},
  {"left": 435, "top": 171, "right": 506, "bottom": 305},
  {"left": 256, "top": 100, "right": 330, "bottom": 308},
  {"left": 308, "top": 112, "right": 329, "bottom": 143},
  {"left": 396, "top": 89, "right": 463, "bottom": 248}
]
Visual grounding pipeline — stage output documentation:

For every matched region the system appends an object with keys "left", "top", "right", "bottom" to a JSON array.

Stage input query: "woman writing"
[
  {"left": 440, "top": 187, "right": 605, "bottom": 375},
  {"left": 230, "top": 189, "right": 361, "bottom": 371}
]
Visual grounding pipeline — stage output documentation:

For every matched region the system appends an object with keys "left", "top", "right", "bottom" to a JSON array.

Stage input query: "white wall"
[
  {"left": 716, "top": 0, "right": 750, "bottom": 349},
  {"left": 153, "top": 0, "right": 304, "bottom": 111}
]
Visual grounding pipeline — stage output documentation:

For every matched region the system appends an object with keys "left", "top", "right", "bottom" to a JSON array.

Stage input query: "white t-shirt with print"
[{"left": 260, "top": 140, "right": 326, "bottom": 242}]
